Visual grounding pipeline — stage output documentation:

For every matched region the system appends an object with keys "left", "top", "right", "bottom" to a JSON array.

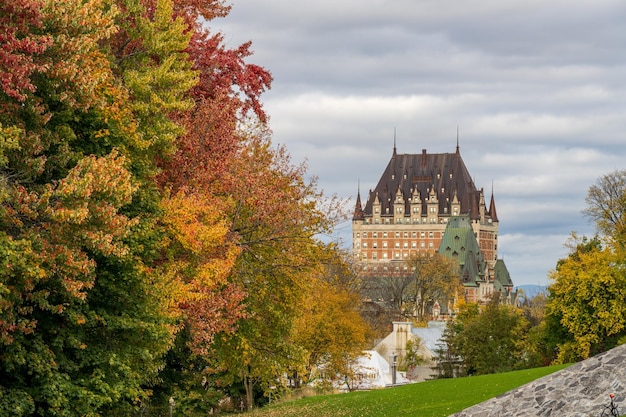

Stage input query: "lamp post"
[
  {"left": 168, "top": 396, "right": 175, "bottom": 417},
  {"left": 391, "top": 352, "right": 398, "bottom": 385}
]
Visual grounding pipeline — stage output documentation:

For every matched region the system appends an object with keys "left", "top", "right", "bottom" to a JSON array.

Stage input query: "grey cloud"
[{"left": 211, "top": 0, "right": 626, "bottom": 285}]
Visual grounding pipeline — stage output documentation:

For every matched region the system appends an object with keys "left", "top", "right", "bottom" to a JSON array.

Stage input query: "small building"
[{"left": 374, "top": 321, "right": 446, "bottom": 382}]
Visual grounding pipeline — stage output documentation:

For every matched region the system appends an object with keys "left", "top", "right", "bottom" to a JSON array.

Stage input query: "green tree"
[{"left": 445, "top": 299, "right": 529, "bottom": 375}]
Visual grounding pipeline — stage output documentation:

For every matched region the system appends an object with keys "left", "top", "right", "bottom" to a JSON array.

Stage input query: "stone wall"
[{"left": 451, "top": 344, "right": 626, "bottom": 417}]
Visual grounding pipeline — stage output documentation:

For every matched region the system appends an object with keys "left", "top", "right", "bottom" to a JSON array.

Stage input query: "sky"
[{"left": 209, "top": 0, "right": 626, "bottom": 287}]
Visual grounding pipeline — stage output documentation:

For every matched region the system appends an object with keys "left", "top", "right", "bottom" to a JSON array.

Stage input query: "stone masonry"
[{"left": 451, "top": 344, "right": 626, "bottom": 417}]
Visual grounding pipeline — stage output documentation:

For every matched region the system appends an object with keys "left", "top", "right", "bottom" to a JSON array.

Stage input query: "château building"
[{"left": 352, "top": 142, "right": 515, "bottom": 307}]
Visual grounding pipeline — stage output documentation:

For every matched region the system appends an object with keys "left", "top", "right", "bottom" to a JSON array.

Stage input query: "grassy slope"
[{"left": 248, "top": 364, "right": 570, "bottom": 417}]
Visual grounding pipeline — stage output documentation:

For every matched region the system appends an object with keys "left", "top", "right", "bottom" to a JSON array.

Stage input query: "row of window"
[
  {"left": 356, "top": 231, "right": 437, "bottom": 239},
  {"left": 358, "top": 241, "right": 435, "bottom": 249},
  {"left": 365, "top": 217, "right": 448, "bottom": 224},
  {"left": 373, "top": 206, "right": 459, "bottom": 216},
  {"left": 360, "top": 247, "right": 436, "bottom": 260}
]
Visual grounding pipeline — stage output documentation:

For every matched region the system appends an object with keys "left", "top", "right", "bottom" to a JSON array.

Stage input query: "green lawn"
[{"left": 247, "top": 364, "right": 570, "bottom": 417}]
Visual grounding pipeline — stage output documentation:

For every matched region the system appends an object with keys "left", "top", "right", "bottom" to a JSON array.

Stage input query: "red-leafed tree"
[{"left": 0, "top": 0, "right": 51, "bottom": 104}]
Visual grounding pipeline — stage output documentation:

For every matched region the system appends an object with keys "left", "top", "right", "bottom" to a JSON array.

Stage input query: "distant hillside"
[{"left": 516, "top": 284, "right": 548, "bottom": 299}]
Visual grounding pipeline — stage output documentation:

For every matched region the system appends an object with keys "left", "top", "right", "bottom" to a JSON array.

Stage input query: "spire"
[
  {"left": 353, "top": 180, "right": 365, "bottom": 220},
  {"left": 456, "top": 125, "right": 460, "bottom": 155},
  {"left": 392, "top": 127, "right": 397, "bottom": 158},
  {"left": 489, "top": 182, "right": 499, "bottom": 223}
]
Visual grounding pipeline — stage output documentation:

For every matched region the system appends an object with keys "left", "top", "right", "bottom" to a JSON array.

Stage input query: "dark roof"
[
  {"left": 360, "top": 147, "right": 482, "bottom": 219},
  {"left": 489, "top": 192, "right": 499, "bottom": 223}
]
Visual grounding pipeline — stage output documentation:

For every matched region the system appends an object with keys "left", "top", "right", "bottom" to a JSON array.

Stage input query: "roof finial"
[
  {"left": 393, "top": 127, "right": 397, "bottom": 157},
  {"left": 456, "top": 125, "right": 460, "bottom": 155}
]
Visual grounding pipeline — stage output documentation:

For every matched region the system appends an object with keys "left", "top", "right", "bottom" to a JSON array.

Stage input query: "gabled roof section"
[
  {"left": 362, "top": 146, "right": 480, "bottom": 218},
  {"left": 439, "top": 215, "right": 486, "bottom": 286},
  {"left": 493, "top": 259, "right": 513, "bottom": 290}
]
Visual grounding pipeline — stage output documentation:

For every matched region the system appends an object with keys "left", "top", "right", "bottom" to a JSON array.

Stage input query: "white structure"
[
  {"left": 374, "top": 321, "right": 446, "bottom": 382},
  {"left": 347, "top": 350, "right": 410, "bottom": 390}
]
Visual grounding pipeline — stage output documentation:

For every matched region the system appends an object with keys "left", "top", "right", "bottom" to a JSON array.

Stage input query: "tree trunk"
[{"left": 243, "top": 374, "right": 254, "bottom": 410}]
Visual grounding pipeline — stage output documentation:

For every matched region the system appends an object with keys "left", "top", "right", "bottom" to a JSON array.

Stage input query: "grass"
[{"left": 247, "top": 364, "right": 571, "bottom": 417}]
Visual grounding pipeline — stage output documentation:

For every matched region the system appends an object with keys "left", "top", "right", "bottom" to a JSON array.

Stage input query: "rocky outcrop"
[{"left": 451, "top": 344, "right": 626, "bottom": 417}]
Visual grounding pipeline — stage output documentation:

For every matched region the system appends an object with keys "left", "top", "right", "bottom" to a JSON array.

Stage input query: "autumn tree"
[
  {"left": 583, "top": 169, "right": 626, "bottom": 246},
  {"left": 546, "top": 235, "right": 626, "bottom": 362},
  {"left": 0, "top": 0, "right": 201, "bottom": 414},
  {"left": 405, "top": 253, "right": 461, "bottom": 322},
  {"left": 292, "top": 248, "right": 370, "bottom": 388},
  {"left": 546, "top": 169, "right": 626, "bottom": 364},
  {"left": 199, "top": 127, "right": 344, "bottom": 409}
]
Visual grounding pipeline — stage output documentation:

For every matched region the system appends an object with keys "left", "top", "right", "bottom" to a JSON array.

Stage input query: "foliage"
[
  {"left": 292, "top": 260, "right": 370, "bottom": 387},
  {"left": 547, "top": 235, "right": 626, "bottom": 362},
  {"left": 437, "top": 299, "right": 531, "bottom": 376},
  {"left": 583, "top": 169, "right": 626, "bottom": 246},
  {"left": 547, "top": 168, "right": 626, "bottom": 364},
  {"left": 245, "top": 364, "right": 570, "bottom": 417},
  {"left": 405, "top": 252, "right": 461, "bottom": 322},
  {"left": 401, "top": 338, "right": 426, "bottom": 372},
  {"left": 0, "top": 0, "right": 366, "bottom": 414}
]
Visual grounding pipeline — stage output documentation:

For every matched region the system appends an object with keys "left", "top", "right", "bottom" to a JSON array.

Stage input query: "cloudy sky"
[{"left": 210, "top": 0, "right": 626, "bottom": 286}]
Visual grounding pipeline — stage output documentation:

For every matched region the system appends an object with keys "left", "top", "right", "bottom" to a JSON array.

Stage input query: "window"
[
  {"left": 403, "top": 242, "right": 408, "bottom": 248},
  {"left": 363, "top": 242, "right": 368, "bottom": 248},
  {"left": 412, "top": 242, "right": 417, "bottom": 248},
  {"left": 363, "top": 232, "right": 367, "bottom": 238},
  {"left": 412, "top": 232, "right": 416, "bottom": 238},
  {"left": 404, "top": 232, "right": 408, "bottom": 238},
  {"left": 362, "top": 253, "right": 367, "bottom": 259},
  {"left": 395, "top": 232, "right": 400, "bottom": 238},
  {"left": 420, "top": 242, "right": 425, "bottom": 248},
  {"left": 429, "top": 232, "right": 434, "bottom": 238},
  {"left": 420, "top": 232, "right": 425, "bottom": 238},
  {"left": 383, "top": 232, "right": 387, "bottom": 238},
  {"left": 429, "top": 242, "right": 434, "bottom": 248},
  {"left": 373, "top": 232, "right": 378, "bottom": 238},
  {"left": 383, "top": 253, "right": 388, "bottom": 259},
  {"left": 374, "top": 207, "right": 379, "bottom": 214},
  {"left": 373, "top": 253, "right": 377, "bottom": 260},
  {"left": 373, "top": 242, "right": 378, "bottom": 248},
  {"left": 395, "top": 252, "right": 400, "bottom": 259},
  {"left": 395, "top": 242, "right": 400, "bottom": 248},
  {"left": 382, "top": 241, "right": 388, "bottom": 248}
]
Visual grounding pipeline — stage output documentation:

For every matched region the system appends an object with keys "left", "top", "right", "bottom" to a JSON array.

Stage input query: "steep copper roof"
[{"left": 360, "top": 146, "right": 481, "bottom": 219}]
